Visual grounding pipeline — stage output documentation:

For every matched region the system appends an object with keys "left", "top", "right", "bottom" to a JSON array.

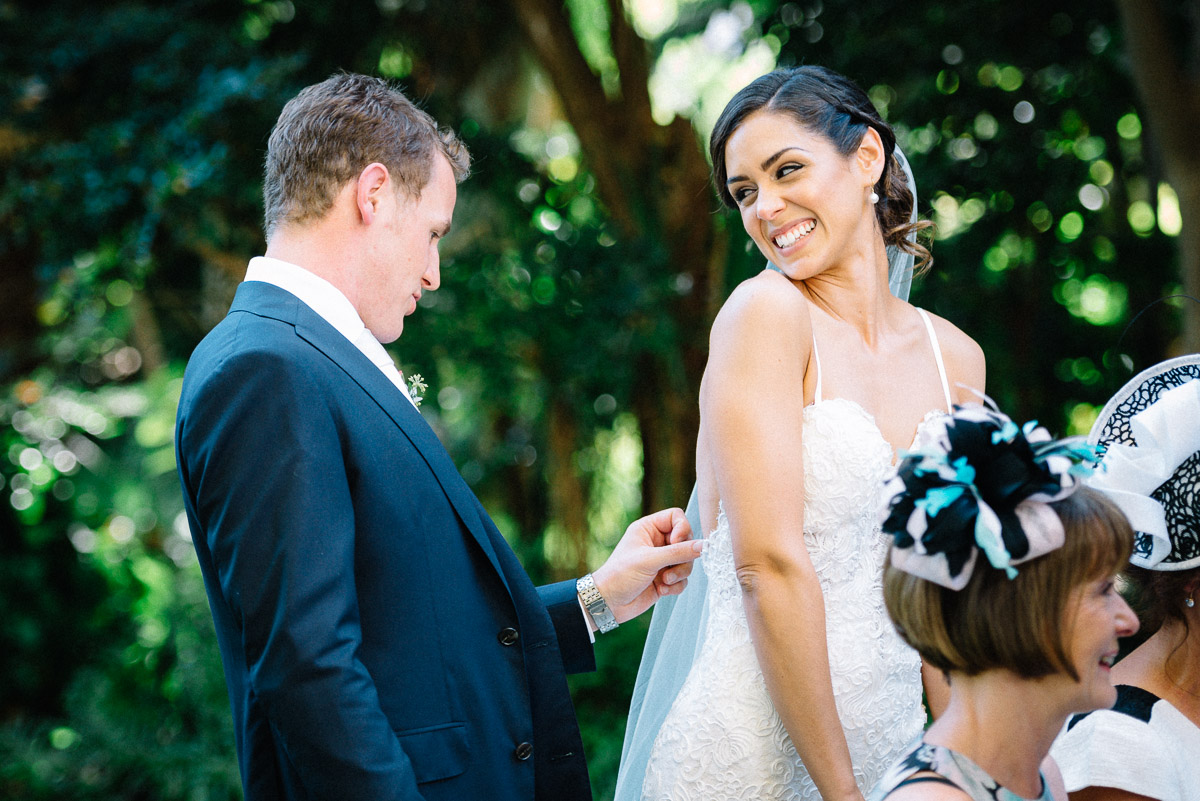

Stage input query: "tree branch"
[{"left": 505, "top": 0, "right": 640, "bottom": 236}]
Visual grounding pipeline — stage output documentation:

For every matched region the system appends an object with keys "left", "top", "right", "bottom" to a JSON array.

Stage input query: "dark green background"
[{"left": 1, "top": 1, "right": 1192, "bottom": 798}]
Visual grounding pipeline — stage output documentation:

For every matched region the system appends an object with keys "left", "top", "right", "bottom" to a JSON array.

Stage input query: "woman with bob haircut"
[{"left": 871, "top": 404, "right": 1139, "bottom": 801}]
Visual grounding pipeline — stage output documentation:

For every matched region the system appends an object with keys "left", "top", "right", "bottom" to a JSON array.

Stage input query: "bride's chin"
[{"left": 769, "top": 260, "right": 818, "bottom": 282}]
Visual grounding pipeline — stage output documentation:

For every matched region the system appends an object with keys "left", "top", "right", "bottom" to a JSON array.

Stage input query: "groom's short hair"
[{"left": 262, "top": 72, "right": 470, "bottom": 238}]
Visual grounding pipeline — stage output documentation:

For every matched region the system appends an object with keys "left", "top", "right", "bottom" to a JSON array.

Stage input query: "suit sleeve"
[
  {"left": 537, "top": 580, "right": 596, "bottom": 675},
  {"left": 179, "top": 342, "right": 427, "bottom": 800}
]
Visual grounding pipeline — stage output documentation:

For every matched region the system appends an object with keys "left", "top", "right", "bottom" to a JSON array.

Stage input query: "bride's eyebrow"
[{"left": 726, "top": 147, "right": 810, "bottom": 186}]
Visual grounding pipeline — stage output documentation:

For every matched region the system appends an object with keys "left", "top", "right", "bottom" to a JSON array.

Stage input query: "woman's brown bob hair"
[{"left": 883, "top": 487, "right": 1134, "bottom": 680}]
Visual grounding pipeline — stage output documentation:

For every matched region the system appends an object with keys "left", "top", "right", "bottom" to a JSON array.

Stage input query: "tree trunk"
[
  {"left": 128, "top": 290, "right": 165, "bottom": 376},
  {"left": 1116, "top": 0, "right": 1200, "bottom": 352},
  {"left": 1175, "top": 178, "right": 1200, "bottom": 353},
  {"left": 0, "top": 243, "right": 41, "bottom": 384},
  {"left": 547, "top": 398, "right": 591, "bottom": 578},
  {"left": 505, "top": 0, "right": 719, "bottom": 513}
]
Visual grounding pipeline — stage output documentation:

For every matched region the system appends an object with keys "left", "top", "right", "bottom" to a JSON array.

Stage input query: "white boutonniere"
[{"left": 406, "top": 373, "right": 428, "bottom": 407}]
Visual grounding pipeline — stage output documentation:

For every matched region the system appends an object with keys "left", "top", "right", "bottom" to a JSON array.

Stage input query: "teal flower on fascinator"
[{"left": 880, "top": 402, "right": 1101, "bottom": 590}]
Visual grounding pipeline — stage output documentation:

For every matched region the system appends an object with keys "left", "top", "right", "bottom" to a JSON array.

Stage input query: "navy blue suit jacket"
[{"left": 176, "top": 281, "right": 595, "bottom": 800}]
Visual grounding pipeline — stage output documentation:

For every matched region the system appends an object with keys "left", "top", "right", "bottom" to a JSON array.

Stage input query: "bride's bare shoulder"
[{"left": 711, "top": 270, "right": 812, "bottom": 346}]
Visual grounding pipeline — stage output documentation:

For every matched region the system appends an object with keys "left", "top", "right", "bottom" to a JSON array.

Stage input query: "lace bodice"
[{"left": 641, "top": 399, "right": 929, "bottom": 801}]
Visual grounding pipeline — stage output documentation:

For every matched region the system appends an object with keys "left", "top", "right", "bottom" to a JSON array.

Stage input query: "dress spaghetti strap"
[
  {"left": 916, "top": 308, "right": 953, "bottom": 412},
  {"left": 811, "top": 334, "right": 823, "bottom": 404},
  {"left": 760, "top": 263, "right": 946, "bottom": 410}
]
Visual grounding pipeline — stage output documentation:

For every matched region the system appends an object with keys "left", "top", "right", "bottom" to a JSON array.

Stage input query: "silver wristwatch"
[{"left": 577, "top": 573, "right": 618, "bottom": 634}]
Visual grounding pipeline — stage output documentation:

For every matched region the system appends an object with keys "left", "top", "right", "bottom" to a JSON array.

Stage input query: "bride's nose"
[{"left": 755, "top": 188, "right": 785, "bottom": 221}]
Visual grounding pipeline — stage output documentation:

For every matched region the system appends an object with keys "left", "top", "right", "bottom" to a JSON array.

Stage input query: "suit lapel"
[{"left": 229, "top": 282, "right": 512, "bottom": 593}]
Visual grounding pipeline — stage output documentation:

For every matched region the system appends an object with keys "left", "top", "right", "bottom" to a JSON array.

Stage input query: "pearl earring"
[
  {"left": 1187, "top": 595, "right": 1196, "bottom": 609},
  {"left": 869, "top": 191, "right": 880, "bottom": 205}
]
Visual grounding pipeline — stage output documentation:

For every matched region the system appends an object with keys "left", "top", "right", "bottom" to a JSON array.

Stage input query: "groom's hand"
[{"left": 591, "top": 507, "right": 702, "bottom": 624}]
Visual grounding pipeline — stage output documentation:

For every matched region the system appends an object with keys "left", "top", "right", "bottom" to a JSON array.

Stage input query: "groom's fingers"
[
  {"left": 657, "top": 576, "right": 688, "bottom": 596},
  {"left": 668, "top": 509, "right": 691, "bottom": 544},
  {"left": 595, "top": 509, "right": 697, "bottom": 613},
  {"left": 651, "top": 539, "right": 703, "bottom": 573},
  {"left": 636, "top": 507, "right": 688, "bottom": 544}
]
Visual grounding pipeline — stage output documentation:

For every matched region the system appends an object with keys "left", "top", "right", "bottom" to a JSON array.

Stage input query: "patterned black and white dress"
[{"left": 870, "top": 738, "right": 1054, "bottom": 801}]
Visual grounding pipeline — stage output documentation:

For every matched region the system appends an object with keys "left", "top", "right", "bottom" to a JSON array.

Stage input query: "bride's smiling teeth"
[{"left": 773, "top": 220, "right": 816, "bottom": 248}]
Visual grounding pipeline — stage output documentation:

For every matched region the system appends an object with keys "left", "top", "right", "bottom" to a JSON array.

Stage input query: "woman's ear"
[{"left": 856, "top": 126, "right": 886, "bottom": 188}]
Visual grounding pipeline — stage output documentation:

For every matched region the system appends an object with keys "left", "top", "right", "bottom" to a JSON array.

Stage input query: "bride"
[{"left": 616, "top": 66, "right": 987, "bottom": 801}]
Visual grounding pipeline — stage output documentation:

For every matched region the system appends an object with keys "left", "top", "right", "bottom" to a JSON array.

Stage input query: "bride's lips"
[
  {"left": 771, "top": 219, "right": 817, "bottom": 252},
  {"left": 406, "top": 293, "right": 421, "bottom": 314}
]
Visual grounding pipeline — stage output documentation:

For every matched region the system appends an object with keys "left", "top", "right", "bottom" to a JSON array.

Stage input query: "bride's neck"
[
  {"left": 800, "top": 248, "right": 895, "bottom": 342},
  {"left": 924, "top": 671, "right": 1066, "bottom": 798}
]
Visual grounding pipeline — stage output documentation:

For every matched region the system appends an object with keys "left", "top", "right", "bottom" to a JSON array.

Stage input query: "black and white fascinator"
[
  {"left": 881, "top": 403, "right": 1099, "bottom": 590},
  {"left": 1087, "top": 355, "right": 1200, "bottom": 571}
]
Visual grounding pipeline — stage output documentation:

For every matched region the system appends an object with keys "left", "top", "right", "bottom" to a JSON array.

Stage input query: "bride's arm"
[{"left": 703, "top": 278, "right": 863, "bottom": 801}]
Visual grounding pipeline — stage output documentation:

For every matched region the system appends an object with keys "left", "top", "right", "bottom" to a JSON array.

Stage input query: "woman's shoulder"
[
  {"left": 914, "top": 306, "right": 986, "bottom": 401},
  {"left": 1058, "top": 685, "right": 1179, "bottom": 747},
  {"left": 704, "top": 271, "right": 813, "bottom": 392},
  {"left": 1051, "top": 688, "right": 1183, "bottom": 800},
  {"left": 872, "top": 742, "right": 975, "bottom": 801},
  {"left": 722, "top": 269, "right": 811, "bottom": 314},
  {"left": 916, "top": 308, "right": 984, "bottom": 369},
  {"left": 712, "top": 270, "right": 812, "bottom": 341}
]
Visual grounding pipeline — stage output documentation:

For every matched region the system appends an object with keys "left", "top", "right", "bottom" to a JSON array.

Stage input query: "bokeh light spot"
[{"left": 1117, "top": 113, "right": 1142, "bottom": 140}]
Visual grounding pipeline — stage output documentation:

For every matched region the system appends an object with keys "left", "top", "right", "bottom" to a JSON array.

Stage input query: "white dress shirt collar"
[
  {"left": 246, "top": 256, "right": 365, "bottom": 343},
  {"left": 244, "top": 256, "right": 416, "bottom": 407}
]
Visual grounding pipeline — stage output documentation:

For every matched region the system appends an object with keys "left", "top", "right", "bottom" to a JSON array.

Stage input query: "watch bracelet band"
[{"left": 577, "top": 573, "right": 618, "bottom": 634}]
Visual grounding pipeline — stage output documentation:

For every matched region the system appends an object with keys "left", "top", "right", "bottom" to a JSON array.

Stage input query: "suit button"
[
  {"left": 513, "top": 742, "right": 533, "bottom": 761},
  {"left": 498, "top": 627, "right": 520, "bottom": 646}
]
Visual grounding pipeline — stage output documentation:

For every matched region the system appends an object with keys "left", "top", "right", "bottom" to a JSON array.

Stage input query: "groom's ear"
[
  {"left": 855, "top": 127, "right": 886, "bottom": 187},
  {"left": 355, "top": 162, "right": 392, "bottom": 225}
]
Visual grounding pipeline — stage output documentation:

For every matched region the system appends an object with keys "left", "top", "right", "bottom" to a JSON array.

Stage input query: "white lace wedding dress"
[{"left": 640, "top": 310, "right": 953, "bottom": 800}]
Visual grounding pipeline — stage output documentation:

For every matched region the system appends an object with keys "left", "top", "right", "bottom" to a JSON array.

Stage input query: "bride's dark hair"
[{"left": 710, "top": 66, "right": 933, "bottom": 272}]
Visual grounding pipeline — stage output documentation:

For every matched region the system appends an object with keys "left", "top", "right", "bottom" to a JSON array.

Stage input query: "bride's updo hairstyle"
[
  {"left": 883, "top": 488, "right": 1133, "bottom": 681},
  {"left": 710, "top": 66, "right": 932, "bottom": 271}
]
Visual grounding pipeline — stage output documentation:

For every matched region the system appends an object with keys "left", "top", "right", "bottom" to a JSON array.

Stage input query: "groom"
[{"left": 175, "top": 73, "right": 700, "bottom": 801}]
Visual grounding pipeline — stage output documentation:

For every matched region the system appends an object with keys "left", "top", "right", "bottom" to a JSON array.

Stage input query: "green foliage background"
[{"left": 0, "top": 1, "right": 1190, "bottom": 798}]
